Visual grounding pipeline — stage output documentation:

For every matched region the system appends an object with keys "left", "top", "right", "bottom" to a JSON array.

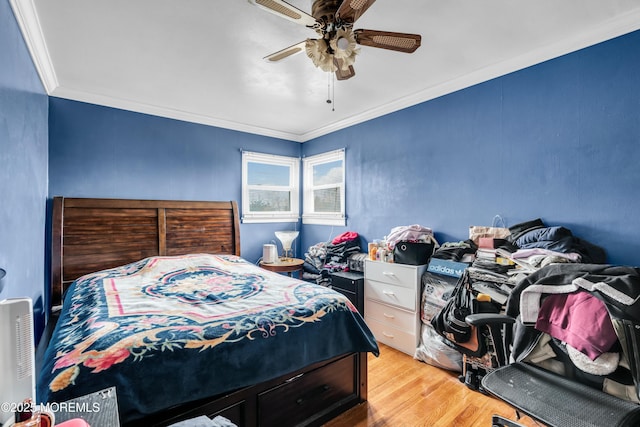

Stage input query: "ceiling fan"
[{"left": 249, "top": 0, "right": 422, "bottom": 80}]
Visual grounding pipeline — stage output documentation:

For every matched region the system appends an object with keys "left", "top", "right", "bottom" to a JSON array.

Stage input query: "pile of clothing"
[
  {"left": 431, "top": 240, "right": 477, "bottom": 262},
  {"left": 504, "top": 218, "right": 606, "bottom": 265},
  {"left": 302, "top": 231, "right": 361, "bottom": 286},
  {"left": 416, "top": 218, "right": 609, "bottom": 379},
  {"left": 385, "top": 224, "right": 437, "bottom": 250}
]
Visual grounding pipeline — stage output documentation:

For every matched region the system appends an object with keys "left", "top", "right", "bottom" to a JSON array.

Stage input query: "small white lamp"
[{"left": 275, "top": 231, "right": 299, "bottom": 261}]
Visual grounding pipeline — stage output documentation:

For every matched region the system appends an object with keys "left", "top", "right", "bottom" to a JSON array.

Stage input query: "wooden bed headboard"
[{"left": 50, "top": 197, "right": 241, "bottom": 307}]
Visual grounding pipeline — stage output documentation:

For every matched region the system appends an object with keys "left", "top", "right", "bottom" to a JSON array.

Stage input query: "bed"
[{"left": 37, "top": 197, "right": 379, "bottom": 426}]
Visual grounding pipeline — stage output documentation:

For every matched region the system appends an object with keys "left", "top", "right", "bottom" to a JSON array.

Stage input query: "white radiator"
[{"left": 0, "top": 298, "right": 35, "bottom": 426}]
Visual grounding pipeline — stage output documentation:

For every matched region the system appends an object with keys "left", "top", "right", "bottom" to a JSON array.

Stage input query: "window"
[
  {"left": 242, "top": 151, "right": 299, "bottom": 223},
  {"left": 302, "top": 149, "right": 345, "bottom": 226}
]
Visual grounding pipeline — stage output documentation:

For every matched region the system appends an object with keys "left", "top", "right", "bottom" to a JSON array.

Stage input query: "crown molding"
[
  {"left": 50, "top": 86, "right": 305, "bottom": 143},
  {"left": 10, "top": 0, "right": 58, "bottom": 93}
]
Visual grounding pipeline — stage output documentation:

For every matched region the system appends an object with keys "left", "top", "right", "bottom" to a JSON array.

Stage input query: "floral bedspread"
[{"left": 37, "top": 254, "right": 378, "bottom": 423}]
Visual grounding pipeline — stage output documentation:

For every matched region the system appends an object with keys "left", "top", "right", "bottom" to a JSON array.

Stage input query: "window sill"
[
  {"left": 242, "top": 214, "right": 299, "bottom": 224},
  {"left": 302, "top": 215, "right": 346, "bottom": 226}
]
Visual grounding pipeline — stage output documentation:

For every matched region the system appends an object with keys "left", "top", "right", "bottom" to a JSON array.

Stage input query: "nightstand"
[
  {"left": 54, "top": 387, "right": 119, "bottom": 427},
  {"left": 330, "top": 271, "right": 364, "bottom": 314},
  {"left": 259, "top": 258, "right": 304, "bottom": 277}
]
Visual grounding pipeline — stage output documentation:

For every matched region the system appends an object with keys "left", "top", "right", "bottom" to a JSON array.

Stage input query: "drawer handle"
[
  {"left": 382, "top": 290, "right": 395, "bottom": 297},
  {"left": 383, "top": 312, "right": 395, "bottom": 319},
  {"left": 285, "top": 373, "right": 304, "bottom": 383},
  {"left": 382, "top": 271, "right": 396, "bottom": 277},
  {"left": 382, "top": 332, "right": 395, "bottom": 339},
  {"left": 296, "top": 384, "right": 331, "bottom": 405}
]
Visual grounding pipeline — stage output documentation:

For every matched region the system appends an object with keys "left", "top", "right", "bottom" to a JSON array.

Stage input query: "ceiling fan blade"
[
  {"left": 334, "top": 58, "right": 355, "bottom": 80},
  {"left": 336, "top": 0, "right": 377, "bottom": 23},
  {"left": 264, "top": 41, "right": 307, "bottom": 62},
  {"left": 249, "top": 0, "right": 318, "bottom": 28},
  {"left": 354, "top": 29, "right": 421, "bottom": 53}
]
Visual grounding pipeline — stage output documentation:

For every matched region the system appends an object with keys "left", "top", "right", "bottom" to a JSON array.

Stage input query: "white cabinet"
[{"left": 364, "top": 260, "right": 427, "bottom": 355}]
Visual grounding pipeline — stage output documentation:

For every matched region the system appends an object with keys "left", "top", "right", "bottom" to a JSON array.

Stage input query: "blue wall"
[
  {"left": 0, "top": 1, "right": 48, "bottom": 337},
  {"left": 47, "top": 30, "right": 640, "bottom": 267},
  {"left": 302, "top": 30, "right": 640, "bottom": 266},
  {"left": 48, "top": 100, "right": 302, "bottom": 263}
]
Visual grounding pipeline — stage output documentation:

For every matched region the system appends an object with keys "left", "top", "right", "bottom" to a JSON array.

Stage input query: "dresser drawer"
[
  {"left": 365, "top": 260, "right": 422, "bottom": 289},
  {"left": 365, "top": 299, "right": 417, "bottom": 333},
  {"left": 366, "top": 317, "right": 417, "bottom": 356},
  {"left": 365, "top": 279, "right": 417, "bottom": 311},
  {"left": 331, "top": 271, "right": 364, "bottom": 293},
  {"left": 258, "top": 354, "right": 356, "bottom": 426}
]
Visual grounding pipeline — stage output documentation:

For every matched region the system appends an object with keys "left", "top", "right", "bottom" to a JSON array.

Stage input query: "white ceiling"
[{"left": 10, "top": 0, "right": 640, "bottom": 142}]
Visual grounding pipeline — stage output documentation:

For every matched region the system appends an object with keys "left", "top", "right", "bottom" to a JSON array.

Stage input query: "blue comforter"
[{"left": 37, "top": 254, "right": 379, "bottom": 423}]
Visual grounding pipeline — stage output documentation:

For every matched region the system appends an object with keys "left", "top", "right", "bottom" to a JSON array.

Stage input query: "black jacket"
[{"left": 506, "top": 263, "right": 640, "bottom": 400}]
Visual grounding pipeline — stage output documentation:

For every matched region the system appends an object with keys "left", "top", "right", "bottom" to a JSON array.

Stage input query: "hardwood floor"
[{"left": 324, "top": 344, "right": 542, "bottom": 427}]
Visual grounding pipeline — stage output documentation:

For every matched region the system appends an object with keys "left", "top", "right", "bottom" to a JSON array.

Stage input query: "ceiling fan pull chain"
[
  {"left": 327, "top": 71, "right": 332, "bottom": 105},
  {"left": 326, "top": 71, "right": 335, "bottom": 111},
  {"left": 332, "top": 72, "right": 335, "bottom": 112}
]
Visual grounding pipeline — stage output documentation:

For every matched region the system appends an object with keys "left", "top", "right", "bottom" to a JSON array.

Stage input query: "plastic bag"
[{"left": 414, "top": 324, "right": 463, "bottom": 372}]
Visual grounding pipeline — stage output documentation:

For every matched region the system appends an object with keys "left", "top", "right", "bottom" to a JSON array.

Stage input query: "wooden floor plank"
[{"left": 324, "top": 343, "right": 542, "bottom": 427}]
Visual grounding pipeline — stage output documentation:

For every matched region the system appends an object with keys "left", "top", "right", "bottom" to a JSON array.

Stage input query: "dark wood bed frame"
[{"left": 45, "top": 196, "right": 368, "bottom": 427}]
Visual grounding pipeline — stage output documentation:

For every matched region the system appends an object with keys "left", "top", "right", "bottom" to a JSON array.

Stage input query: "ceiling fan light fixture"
[
  {"left": 330, "top": 28, "right": 358, "bottom": 69},
  {"left": 306, "top": 39, "right": 336, "bottom": 72}
]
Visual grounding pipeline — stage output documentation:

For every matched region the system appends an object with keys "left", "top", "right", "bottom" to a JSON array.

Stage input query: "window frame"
[
  {"left": 302, "top": 149, "right": 346, "bottom": 226},
  {"left": 241, "top": 151, "right": 300, "bottom": 223}
]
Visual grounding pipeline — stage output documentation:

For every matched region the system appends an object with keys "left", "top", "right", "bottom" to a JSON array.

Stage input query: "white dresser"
[{"left": 364, "top": 260, "right": 427, "bottom": 356}]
